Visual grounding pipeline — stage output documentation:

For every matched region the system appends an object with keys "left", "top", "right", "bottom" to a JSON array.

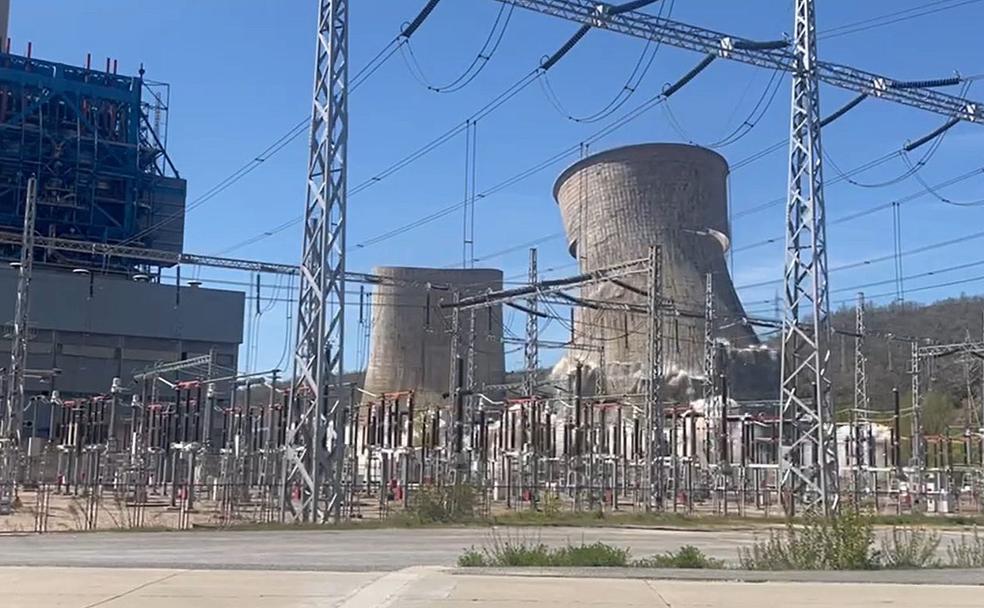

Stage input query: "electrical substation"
[{"left": 1, "top": 0, "right": 983, "bottom": 532}]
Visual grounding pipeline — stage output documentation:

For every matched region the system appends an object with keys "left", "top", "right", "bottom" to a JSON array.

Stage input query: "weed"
[
  {"left": 458, "top": 528, "right": 629, "bottom": 567},
  {"left": 551, "top": 541, "right": 630, "bottom": 566},
  {"left": 407, "top": 484, "right": 475, "bottom": 524},
  {"left": 879, "top": 526, "right": 941, "bottom": 569},
  {"left": 540, "top": 492, "right": 563, "bottom": 518},
  {"left": 947, "top": 527, "right": 984, "bottom": 568},
  {"left": 633, "top": 545, "right": 724, "bottom": 569},
  {"left": 457, "top": 547, "right": 489, "bottom": 567},
  {"left": 738, "top": 509, "right": 877, "bottom": 570}
]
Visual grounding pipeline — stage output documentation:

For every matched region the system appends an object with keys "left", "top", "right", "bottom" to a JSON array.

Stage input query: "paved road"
[
  {"left": 4, "top": 566, "right": 983, "bottom": 608},
  {"left": 0, "top": 527, "right": 764, "bottom": 570},
  {"left": 0, "top": 526, "right": 975, "bottom": 571}
]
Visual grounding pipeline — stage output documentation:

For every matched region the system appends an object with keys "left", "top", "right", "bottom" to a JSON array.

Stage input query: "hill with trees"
[{"left": 826, "top": 295, "right": 984, "bottom": 434}]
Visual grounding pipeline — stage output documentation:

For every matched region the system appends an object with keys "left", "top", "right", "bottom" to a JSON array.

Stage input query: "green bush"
[
  {"left": 458, "top": 529, "right": 629, "bottom": 567},
  {"left": 407, "top": 484, "right": 475, "bottom": 523},
  {"left": 947, "top": 527, "right": 984, "bottom": 568},
  {"left": 880, "top": 526, "right": 941, "bottom": 569},
  {"left": 552, "top": 542, "right": 630, "bottom": 567},
  {"left": 457, "top": 547, "right": 489, "bottom": 567},
  {"left": 633, "top": 545, "right": 724, "bottom": 569},
  {"left": 739, "top": 509, "right": 877, "bottom": 570}
]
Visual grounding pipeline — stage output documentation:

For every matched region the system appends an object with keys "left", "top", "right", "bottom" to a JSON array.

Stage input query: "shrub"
[
  {"left": 739, "top": 509, "right": 877, "bottom": 570},
  {"left": 457, "top": 547, "right": 489, "bottom": 567},
  {"left": 552, "top": 542, "right": 630, "bottom": 567},
  {"left": 458, "top": 529, "right": 629, "bottom": 567},
  {"left": 540, "top": 492, "right": 563, "bottom": 518},
  {"left": 880, "top": 526, "right": 941, "bottom": 569},
  {"left": 633, "top": 545, "right": 724, "bottom": 569},
  {"left": 407, "top": 484, "right": 475, "bottom": 523},
  {"left": 947, "top": 527, "right": 984, "bottom": 568}
]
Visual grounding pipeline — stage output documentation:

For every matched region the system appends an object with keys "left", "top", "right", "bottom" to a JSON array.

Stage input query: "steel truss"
[
  {"left": 1, "top": 177, "right": 36, "bottom": 514},
  {"left": 911, "top": 340, "right": 984, "bottom": 483},
  {"left": 778, "top": 0, "right": 837, "bottom": 516},
  {"left": 492, "top": 0, "right": 983, "bottom": 122},
  {"left": 284, "top": 0, "right": 349, "bottom": 523}
]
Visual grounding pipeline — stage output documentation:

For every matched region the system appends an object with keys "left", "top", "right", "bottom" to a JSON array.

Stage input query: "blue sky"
[{"left": 13, "top": 1, "right": 984, "bottom": 374}]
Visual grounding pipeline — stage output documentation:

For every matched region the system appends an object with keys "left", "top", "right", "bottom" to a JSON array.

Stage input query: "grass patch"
[
  {"left": 458, "top": 529, "right": 631, "bottom": 567},
  {"left": 632, "top": 545, "right": 724, "bottom": 569},
  {"left": 458, "top": 529, "right": 724, "bottom": 569},
  {"left": 406, "top": 485, "right": 477, "bottom": 524}
]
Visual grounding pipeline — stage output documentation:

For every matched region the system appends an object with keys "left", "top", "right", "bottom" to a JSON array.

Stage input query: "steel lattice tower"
[
  {"left": 852, "top": 292, "right": 869, "bottom": 503},
  {"left": 4, "top": 176, "right": 36, "bottom": 441},
  {"left": 524, "top": 248, "right": 539, "bottom": 398},
  {"left": 779, "top": 0, "right": 838, "bottom": 515},
  {"left": 645, "top": 246, "right": 664, "bottom": 511},
  {"left": 284, "top": 0, "right": 349, "bottom": 523}
]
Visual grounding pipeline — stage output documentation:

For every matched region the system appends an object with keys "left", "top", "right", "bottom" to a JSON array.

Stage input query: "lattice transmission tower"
[{"left": 283, "top": 0, "right": 349, "bottom": 523}]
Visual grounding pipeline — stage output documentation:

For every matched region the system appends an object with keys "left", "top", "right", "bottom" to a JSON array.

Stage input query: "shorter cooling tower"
[
  {"left": 363, "top": 267, "right": 505, "bottom": 406},
  {"left": 552, "top": 143, "right": 762, "bottom": 399}
]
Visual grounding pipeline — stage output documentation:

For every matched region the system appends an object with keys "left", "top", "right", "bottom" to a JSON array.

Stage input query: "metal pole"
[{"left": 0, "top": 0, "right": 9, "bottom": 52}]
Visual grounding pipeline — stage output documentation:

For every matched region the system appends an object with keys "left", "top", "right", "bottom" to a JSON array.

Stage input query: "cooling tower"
[
  {"left": 363, "top": 267, "right": 505, "bottom": 406},
  {"left": 553, "top": 143, "right": 760, "bottom": 399}
]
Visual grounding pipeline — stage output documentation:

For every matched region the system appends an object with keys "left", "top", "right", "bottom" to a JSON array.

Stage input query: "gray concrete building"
[{"left": 0, "top": 266, "right": 243, "bottom": 433}]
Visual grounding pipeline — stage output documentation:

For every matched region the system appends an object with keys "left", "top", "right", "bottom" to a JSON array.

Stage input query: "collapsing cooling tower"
[
  {"left": 552, "top": 143, "right": 763, "bottom": 398},
  {"left": 362, "top": 267, "right": 505, "bottom": 406}
]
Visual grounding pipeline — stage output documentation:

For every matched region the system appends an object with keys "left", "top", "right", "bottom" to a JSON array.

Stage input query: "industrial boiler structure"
[{"left": 0, "top": 50, "right": 245, "bottom": 406}]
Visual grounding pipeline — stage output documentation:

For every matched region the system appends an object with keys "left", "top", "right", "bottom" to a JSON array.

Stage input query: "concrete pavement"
[
  {"left": 0, "top": 525, "right": 975, "bottom": 570},
  {"left": 0, "top": 526, "right": 765, "bottom": 570},
  {"left": 3, "top": 566, "right": 983, "bottom": 607}
]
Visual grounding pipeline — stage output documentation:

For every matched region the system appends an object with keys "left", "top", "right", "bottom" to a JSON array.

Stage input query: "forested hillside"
[{"left": 827, "top": 295, "right": 984, "bottom": 432}]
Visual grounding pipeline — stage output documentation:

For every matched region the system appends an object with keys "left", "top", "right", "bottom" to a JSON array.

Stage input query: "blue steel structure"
[{"left": 0, "top": 52, "right": 186, "bottom": 270}]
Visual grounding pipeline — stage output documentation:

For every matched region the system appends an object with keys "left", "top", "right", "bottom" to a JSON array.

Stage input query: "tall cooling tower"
[
  {"left": 363, "top": 267, "right": 505, "bottom": 406},
  {"left": 553, "top": 143, "right": 759, "bottom": 398}
]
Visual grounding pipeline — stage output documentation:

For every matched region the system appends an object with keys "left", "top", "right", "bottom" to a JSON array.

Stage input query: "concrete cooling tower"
[
  {"left": 552, "top": 143, "right": 768, "bottom": 400},
  {"left": 363, "top": 267, "right": 505, "bottom": 406}
]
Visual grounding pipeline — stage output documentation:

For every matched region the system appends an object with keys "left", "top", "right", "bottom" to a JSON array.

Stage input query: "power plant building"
[
  {"left": 0, "top": 50, "right": 245, "bottom": 432},
  {"left": 553, "top": 143, "right": 766, "bottom": 399},
  {"left": 363, "top": 267, "right": 505, "bottom": 406}
]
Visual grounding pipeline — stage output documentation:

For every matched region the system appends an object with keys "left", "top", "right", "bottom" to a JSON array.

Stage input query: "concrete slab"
[
  {"left": 5, "top": 566, "right": 984, "bottom": 608},
  {"left": 0, "top": 567, "right": 383, "bottom": 608},
  {"left": 0, "top": 526, "right": 774, "bottom": 570},
  {"left": 387, "top": 572, "right": 984, "bottom": 607},
  {"left": 0, "top": 526, "right": 974, "bottom": 571}
]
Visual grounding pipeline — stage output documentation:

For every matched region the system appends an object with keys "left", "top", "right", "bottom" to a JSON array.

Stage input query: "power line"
[
  {"left": 110, "top": 35, "right": 407, "bottom": 255},
  {"left": 819, "top": 0, "right": 984, "bottom": 40},
  {"left": 732, "top": 165, "right": 984, "bottom": 253},
  {"left": 400, "top": 3, "right": 514, "bottom": 93},
  {"left": 539, "top": 0, "right": 674, "bottom": 124},
  {"left": 736, "top": 226, "right": 984, "bottom": 292}
]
